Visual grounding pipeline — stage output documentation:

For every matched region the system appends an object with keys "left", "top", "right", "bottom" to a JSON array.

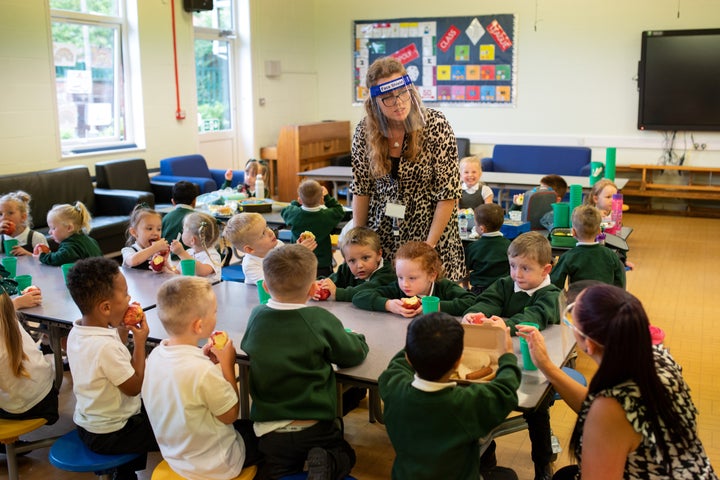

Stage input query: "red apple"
[
  {"left": 149, "top": 253, "right": 165, "bottom": 272},
  {"left": 3, "top": 221, "right": 16, "bottom": 236},
  {"left": 210, "top": 330, "right": 229, "bottom": 350},
  {"left": 317, "top": 288, "right": 331, "bottom": 301},
  {"left": 401, "top": 296, "right": 421, "bottom": 310},
  {"left": 466, "top": 313, "right": 487, "bottom": 325},
  {"left": 33, "top": 244, "right": 50, "bottom": 255},
  {"left": 21, "top": 285, "right": 40, "bottom": 294},
  {"left": 123, "top": 303, "right": 145, "bottom": 327}
]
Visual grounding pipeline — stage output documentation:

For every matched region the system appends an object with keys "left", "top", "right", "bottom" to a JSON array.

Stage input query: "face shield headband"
[{"left": 369, "top": 74, "right": 426, "bottom": 138}]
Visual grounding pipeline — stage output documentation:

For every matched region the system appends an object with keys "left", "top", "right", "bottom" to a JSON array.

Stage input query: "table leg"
[
  {"left": 237, "top": 362, "right": 250, "bottom": 419},
  {"left": 48, "top": 324, "right": 65, "bottom": 389}
]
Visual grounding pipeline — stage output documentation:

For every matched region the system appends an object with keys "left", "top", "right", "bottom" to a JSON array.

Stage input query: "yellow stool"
[
  {"left": 151, "top": 459, "right": 257, "bottom": 480},
  {"left": 0, "top": 418, "right": 55, "bottom": 480}
]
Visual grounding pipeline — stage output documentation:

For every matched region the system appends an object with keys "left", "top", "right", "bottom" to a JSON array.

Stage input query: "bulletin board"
[{"left": 353, "top": 14, "right": 517, "bottom": 106}]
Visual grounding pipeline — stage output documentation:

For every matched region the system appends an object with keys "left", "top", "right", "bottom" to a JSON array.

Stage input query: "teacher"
[
  {"left": 518, "top": 283, "right": 716, "bottom": 480},
  {"left": 350, "top": 57, "right": 465, "bottom": 281}
]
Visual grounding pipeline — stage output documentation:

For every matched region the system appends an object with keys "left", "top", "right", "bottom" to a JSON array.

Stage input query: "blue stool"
[
  {"left": 554, "top": 366, "right": 588, "bottom": 401},
  {"left": 280, "top": 475, "right": 357, "bottom": 480},
  {"left": 49, "top": 429, "right": 141, "bottom": 480},
  {"left": 222, "top": 264, "right": 246, "bottom": 282}
]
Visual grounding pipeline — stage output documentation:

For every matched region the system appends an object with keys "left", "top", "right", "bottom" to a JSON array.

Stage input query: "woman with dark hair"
[
  {"left": 350, "top": 56, "right": 466, "bottom": 281},
  {"left": 518, "top": 284, "right": 716, "bottom": 479}
]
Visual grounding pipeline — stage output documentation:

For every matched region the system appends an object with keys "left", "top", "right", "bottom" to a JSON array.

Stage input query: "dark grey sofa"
[{"left": 0, "top": 165, "right": 152, "bottom": 255}]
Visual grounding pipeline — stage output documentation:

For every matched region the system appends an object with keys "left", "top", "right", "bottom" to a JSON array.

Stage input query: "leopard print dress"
[
  {"left": 572, "top": 346, "right": 717, "bottom": 479},
  {"left": 350, "top": 108, "right": 466, "bottom": 281}
]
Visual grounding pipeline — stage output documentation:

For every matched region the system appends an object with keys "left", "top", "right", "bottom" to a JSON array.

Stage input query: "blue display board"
[{"left": 353, "top": 14, "right": 517, "bottom": 106}]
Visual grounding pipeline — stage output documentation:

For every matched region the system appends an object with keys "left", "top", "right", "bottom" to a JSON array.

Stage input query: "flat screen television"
[{"left": 637, "top": 28, "right": 720, "bottom": 132}]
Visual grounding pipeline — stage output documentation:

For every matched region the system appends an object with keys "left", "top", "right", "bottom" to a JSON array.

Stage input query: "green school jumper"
[
  {"left": 38, "top": 233, "right": 102, "bottom": 266},
  {"left": 550, "top": 243, "right": 626, "bottom": 289},
  {"left": 329, "top": 261, "right": 397, "bottom": 302},
  {"left": 352, "top": 279, "right": 477, "bottom": 316},
  {"left": 464, "top": 235, "right": 511, "bottom": 290}
]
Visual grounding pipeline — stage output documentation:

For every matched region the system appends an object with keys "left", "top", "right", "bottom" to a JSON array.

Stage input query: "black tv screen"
[{"left": 638, "top": 28, "right": 720, "bottom": 132}]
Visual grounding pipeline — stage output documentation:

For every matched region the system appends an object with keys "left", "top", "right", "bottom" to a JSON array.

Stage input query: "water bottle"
[
  {"left": 458, "top": 213, "right": 468, "bottom": 237},
  {"left": 608, "top": 193, "right": 623, "bottom": 234},
  {"left": 255, "top": 174, "right": 265, "bottom": 200}
]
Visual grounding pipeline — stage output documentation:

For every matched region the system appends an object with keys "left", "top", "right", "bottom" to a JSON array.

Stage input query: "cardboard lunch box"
[{"left": 451, "top": 323, "right": 506, "bottom": 384}]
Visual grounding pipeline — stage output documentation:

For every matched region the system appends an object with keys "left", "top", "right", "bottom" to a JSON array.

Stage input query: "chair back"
[
  {"left": 160, "top": 155, "right": 211, "bottom": 178},
  {"left": 456, "top": 137, "right": 471, "bottom": 159},
  {"left": 95, "top": 158, "right": 152, "bottom": 192},
  {"left": 521, "top": 190, "right": 556, "bottom": 229}
]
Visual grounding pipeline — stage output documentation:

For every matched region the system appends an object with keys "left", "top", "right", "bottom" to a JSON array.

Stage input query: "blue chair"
[
  {"left": 49, "top": 429, "right": 141, "bottom": 480},
  {"left": 554, "top": 366, "right": 587, "bottom": 402},
  {"left": 153, "top": 154, "right": 244, "bottom": 194},
  {"left": 221, "top": 264, "right": 246, "bottom": 283}
]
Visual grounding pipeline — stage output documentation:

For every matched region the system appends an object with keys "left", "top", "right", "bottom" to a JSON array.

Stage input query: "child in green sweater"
[
  {"left": 379, "top": 312, "right": 521, "bottom": 480},
  {"left": 280, "top": 179, "right": 345, "bottom": 278},
  {"left": 315, "top": 226, "right": 396, "bottom": 302},
  {"left": 550, "top": 205, "right": 626, "bottom": 289},
  {"left": 463, "top": 231, "right": 561, "bottom": 480},
  {"left": 353, "top": 241, "right": 476, "bottom": 317},
  {"left": 35, "top": 202, "right": 102, "bottom": 266},
  {"left": 464, "top": 203, "right": 511, "bottom": 294},
  {"left": 241, "top": 245, "right": 368, "bottom": 480}
]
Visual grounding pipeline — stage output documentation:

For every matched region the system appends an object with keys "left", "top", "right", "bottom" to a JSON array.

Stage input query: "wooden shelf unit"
[{"left": 275, "top": 121, "right": 351, "bottom": 201}]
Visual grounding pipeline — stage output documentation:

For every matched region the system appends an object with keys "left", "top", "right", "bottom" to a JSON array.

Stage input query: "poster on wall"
[{"left": 353, "top": 14, "right": 517, "bottom": 106}]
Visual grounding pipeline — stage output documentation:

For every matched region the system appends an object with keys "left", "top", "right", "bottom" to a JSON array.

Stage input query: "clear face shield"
[{"left": 369, "top": 74, "right": 426, "bottom": 138}]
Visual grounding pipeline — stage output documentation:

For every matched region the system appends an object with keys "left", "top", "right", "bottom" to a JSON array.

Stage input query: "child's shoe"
[{"left": 306, "top": 447, "right": 332, "bottom": 480}]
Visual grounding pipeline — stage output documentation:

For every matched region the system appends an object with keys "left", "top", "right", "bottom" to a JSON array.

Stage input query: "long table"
[{"left": 298, "top": 166, "right": 354, "bottom": 202}]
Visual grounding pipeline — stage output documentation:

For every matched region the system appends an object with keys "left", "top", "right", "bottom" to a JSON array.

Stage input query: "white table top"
[{"left": 298, "top": 166, "right": 353, "bottom": 182}]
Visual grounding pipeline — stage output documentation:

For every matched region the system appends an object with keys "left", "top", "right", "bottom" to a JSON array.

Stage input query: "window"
[
  {"left": 50, "top": 0, "right": 137, "bottom": 154},
  {"left": 193, "top": 1, "right": 234, "bottom": 133}
]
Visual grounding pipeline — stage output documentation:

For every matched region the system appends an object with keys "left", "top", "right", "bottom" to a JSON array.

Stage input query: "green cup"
[
  {"left": 421, "top": 295, "right": 440, "bottom": 314},
  {"left": 518, "top": 322, "right": 540, "bottom": 371},
  {"left": 3, "top": 238, "right": 19, "bottom": 255},
  {"left": 15, "top": 274, "right": 32, "bottom": 292},
  {"left": 1, "top": 256, "right": 17, "bottom": 277},
  {"left": 256, "top": 279, "right": 271, "bottom": 304},
  {"left": 180, "top": 259, "right": 196, "bottom": 276},
  {"left": 61, "top": 263, "right": 75, "bottom": 284},
  {"left": 551, "top": 202, "right": 570, "bottom": 228}
]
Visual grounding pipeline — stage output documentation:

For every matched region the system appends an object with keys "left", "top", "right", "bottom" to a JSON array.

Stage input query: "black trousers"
[{"left": 0, "top": 386, "right": 59, "bottom": 425}]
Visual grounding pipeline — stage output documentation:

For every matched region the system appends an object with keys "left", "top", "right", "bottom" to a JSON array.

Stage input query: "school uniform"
[
  {"left": 464, "top": 233, "right": 511, "bottom": 293},
  {"left": 161, "top": 204, "right": 194, "bottom": 245},
  {"left": 352, "top": 279, "right": 477, "bottom": 316},
  {"left": 188, "top": 247, "right": 222, "bottom": 277},
  {"left": 121, "top": 242, "right": 152, "bottom": 270},
  {"left": 0, "top": 228, "right": 48, "bottom": 254},
  {"left": 329, "top": 260, "right": 397, "bottom": 302},
  {"left": 241, "top": 240, "right": 284, "bottom": 285},
  {"left": 550, "top": 242, "right": 626, "bottom": 289},
  {"left": 459, "top": 183, "right": 493, "bottom": 210},
  {"left": 38, "top": 233, "right": 102, "bottom": 266}
]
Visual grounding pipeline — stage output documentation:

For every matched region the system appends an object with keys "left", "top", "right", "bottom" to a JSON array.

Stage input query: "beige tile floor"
[{"left": 2, "top": 212, "right": 719, "bottom": 479}]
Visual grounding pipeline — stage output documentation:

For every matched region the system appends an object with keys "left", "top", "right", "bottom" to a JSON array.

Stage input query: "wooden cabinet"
[{"left": 275, "top": 121, "right": 351, "bottom": 201}]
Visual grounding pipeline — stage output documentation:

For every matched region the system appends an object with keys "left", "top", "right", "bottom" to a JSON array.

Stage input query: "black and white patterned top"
[
  {"left": 350, "top": 108, "right": 466, "bottom": 281},
  {"left": 574, "top": 346, "right": 717, "bottom": 479}
]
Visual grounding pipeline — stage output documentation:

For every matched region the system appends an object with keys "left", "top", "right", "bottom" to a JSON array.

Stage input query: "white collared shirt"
[
  {"left": 462, "top": 182, "right": 479, "bottom": 194},
  {"left": 411, "top": 374, "right": 456, "bottom": 392},
  {"left": 514, "top": 276, "right": 551, "bottom": 296}
]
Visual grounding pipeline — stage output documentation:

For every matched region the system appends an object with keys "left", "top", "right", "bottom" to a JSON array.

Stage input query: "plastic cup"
[
  {"left": 551, "top": 202, "right": 570, "bottom": 228},
  {"left": 1, "top": 256, "right": 17, "bottom": 277},
  {"left": 256, "top": 280, "right": 271, "bottom": 304},
  {"left": 180, "top": 259, "right": 196, "bottom": 276},
  {"left": 568, "top": 184, "right": 583, "bottom": 212},
  {"left": 589, "top": 161, "right": 604, "bottom": 186},
  {"left": 61, "top": 263, "right": 75, "bottom": 284},
  {"left": 421, "top": 295, "right": 440, "bottom": 314},
  {"left": 518, "top": 322, "right": 540, "bottom": 370},
  {"left": 15, "top": 274, "right": 32, "bottom": 291},
  {"left": 605, "top": 147, "right": 616, "bottom": 181},
  {"left": 3, "top": 238, "right": 19, "bottom": 255}
]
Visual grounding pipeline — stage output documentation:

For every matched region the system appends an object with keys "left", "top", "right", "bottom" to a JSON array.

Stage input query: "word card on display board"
[{"left": 353, "top": 14, "right": 517, "bottom": 106}]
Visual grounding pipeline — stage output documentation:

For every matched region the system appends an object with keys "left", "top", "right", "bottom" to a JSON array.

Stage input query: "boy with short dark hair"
[
  {"left": 464, "top": 203, "right": 511, "bottom": 294},
  {"left": 142, "top": 276, "right": 260, "bottom": 479},
  {"left": 162, "top": 180, "right": 200, "bottom": 248},
  {"left": 550, "top": 205, "right": 626, "bottom": 289},
  {"left": 464, "top": 231, "right": 561, "bottom": 480},
  {"left": 241, "top": 245, "right": 368, "bottom": 480},
  {"left": 66, "top": 257, "right": 158, "bottom": 480},
  {"left": 379, "top": 312, "right": 521, "bottom": 480},
  {"left": 281, "top": 179, "right": 345, "bottom": 277}
]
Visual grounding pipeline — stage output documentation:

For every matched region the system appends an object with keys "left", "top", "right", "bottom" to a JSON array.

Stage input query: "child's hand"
[
  {"left": 127, "top": 315, "right": 150, "bottom": 344},
  {"left": 321, "top": 186, "right": 329, "bottom": 197},
  {"left": 386, "top": 299, "right": 423, "bottom": 318},
  {"left": 13, "top": 288, "right": 43, "bottom": 309},
  {"left": 516, "top": 324, "right": 549, "bottom": 366},
  {"left": 12, "top": 246, "right": 32, "bottom": 256},
  {"left": 297, "top": 235, "right": 317, "bottom": 251},
  {"left": 320, "top": 278, "right": 336, "bottom": 298},
  {"left": 151, "top": 238, "right": 169, "bottom": 254},
  {"left": 224, "top": 169, "right": 233, "bottom": 181},
  {"left": 169, "top": 239, "right": 187, "bottom": 257},
  {"left": 462, "top": 312, "right": 488, "bottom": 324},
  {"left": 205, "top": 339, "right": 236, "bottom": 368}
]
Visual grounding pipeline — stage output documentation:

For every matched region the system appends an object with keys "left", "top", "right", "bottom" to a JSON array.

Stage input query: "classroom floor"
[{"left": 3, "top": 212, "right": 719, "bottom": 480}]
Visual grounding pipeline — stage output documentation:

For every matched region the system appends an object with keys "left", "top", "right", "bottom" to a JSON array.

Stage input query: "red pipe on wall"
[{"left": 170, "top": 0, "right": 185, "bottom": 120}]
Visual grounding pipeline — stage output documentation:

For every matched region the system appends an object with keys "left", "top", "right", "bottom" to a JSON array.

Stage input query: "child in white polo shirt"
[{"left": 66, "top": 257, "right": 158, "bottom": 480}]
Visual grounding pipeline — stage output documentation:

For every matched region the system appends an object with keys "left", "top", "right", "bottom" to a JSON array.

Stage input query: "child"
[
  {"left": 550, "top": 205, "right": 626, "bottom": 289},
  {"left": 0, "top": 289, "right": 58, "bottom": 429},
  {"left": 584, "top": 179, "right": 635, "bottom": 270},
  {"left": 122, "top": 205, "right": 171, "bottom": 271},
  {"left": 379, "top": 312, "right": 521, "bottom": 480},
  {"left": 458, "top": 155, "right": 494, "bottom": 209},
  {"left": 0, "top": 190, "right": 49, "bottom": 256},
  {"left": 280, "top": 179, "right": 345, "bottom": 277},
  {"left": 142, "top": 276, "right": 260, "bottom": 479},
  {"left": 35, "top": 201, "right": 102, "bottom": 266},
  {"left": 224, "top": 212, "right": 316, "bottom": 286},
  {"left": 353, "top": 241, "right": 476, "bottom": 317},
  {"left": 241, "top": 245, "right": 368, "bottom": 480},
  {"left": 223, "top": 159, "right": 270, "bottom": 198},
  {"left": 66, "top": 257, "right": 158, "bottom": 480},
  {"left": 463, "top": 231, "right": 561, "bottom": 480},
  {"left": 170, "top": 212, "right": 222, "bottom": 277},
  {"left": 315, "top": 226, "right": 396, "bottom": 302},
  {"left": 464, "top": 203, "right": 511, "bottom": 294},
  {"left": 161, "top": 180, "right": 199, "bottom": 251}
]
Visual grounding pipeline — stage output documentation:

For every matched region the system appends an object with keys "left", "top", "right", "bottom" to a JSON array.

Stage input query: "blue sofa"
[
  {"left": 481, "top": 145, "right": 592, "bottom": 177},
  {"left": 153, "top": 154, "right": 245, "bottom": 194}
]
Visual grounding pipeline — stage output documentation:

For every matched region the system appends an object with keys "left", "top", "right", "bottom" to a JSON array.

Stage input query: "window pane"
[
  {"left": 50, "top": 0, "right": 118, "bottom": 16},
  {"left": 52, "top": 21, "right": 125, "bottom": 144},
  {"left": 192, "top": 1, "right": 232, "bottom": 31},
  {"left": 195, "top": 39, "right": 231, "bottom": 132}
]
